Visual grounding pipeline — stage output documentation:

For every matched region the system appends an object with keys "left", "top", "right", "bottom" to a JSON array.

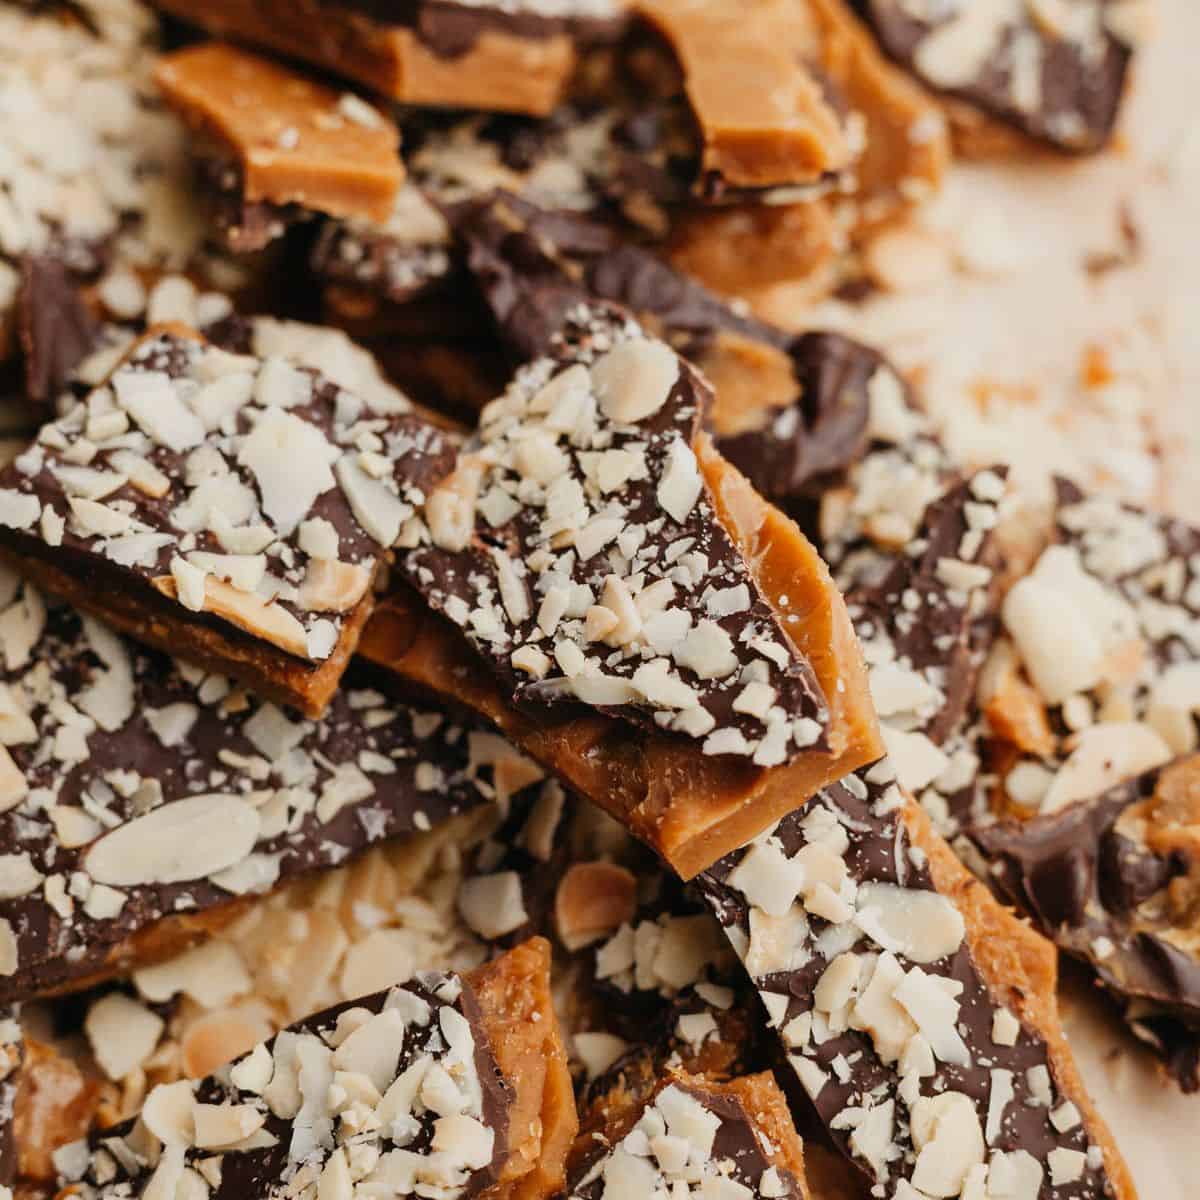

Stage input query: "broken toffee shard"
[
  {"left": 0, "top": 572, "right": 535, "bottom": 1004},
  {"left": 0, "top": 325, "right": 458, "bottom": 717},
  {"left": 567, "top": 1062, "right": 811, "bottom": 1199},
  {"left": 154, "top": 43, "right": 405, "bottom": 254},
  {"left": 147, "top": 0, "right": 629, "bottom": 117},
  {"left": 975, "top": 753, "right": 1200, "bottom": 1092},
  {"left": 635, "top": 0, "right": 855, "bottom": 196},
  {"left": 51, "top": 938, "right": 575, "bottom": 1200},
  {"left": 365, "top": 305, "right": 880, "bottom": 877},
  {"left": 696, "top": 758, "right": 1135, "bottom": 1200},
  {"left": 849, "top": 0, "right": 1144, "bottom": 154}
]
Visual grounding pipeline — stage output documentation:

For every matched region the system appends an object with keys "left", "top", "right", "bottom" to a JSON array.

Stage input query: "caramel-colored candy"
[
  {"left": 151, "top": 0, "right": 626, "bottom": 116},
  {"left": 636, "top": 0, "right": 852, "bottom": 189},
  {"left": 155, "top": 43, "right": 403, "bottom": 240},
  {"left": 359, "top": 436, "right": 882, "bottom": 880}
]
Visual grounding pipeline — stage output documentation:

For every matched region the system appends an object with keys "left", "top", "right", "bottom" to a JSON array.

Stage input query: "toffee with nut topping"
[
  {"left": 698, "top": 757, "right": 1125, "bottom": 1198},
  {"left": 400, "top": 305, "right": 832, "bottom": 766}
]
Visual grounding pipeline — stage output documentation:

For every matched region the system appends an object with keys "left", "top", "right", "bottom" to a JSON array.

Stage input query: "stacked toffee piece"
[{"left": 0, "top": 3, "right": 1182, "bottom": 1200}]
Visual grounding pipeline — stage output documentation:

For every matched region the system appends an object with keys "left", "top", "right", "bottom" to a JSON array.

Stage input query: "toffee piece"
[
  {"left": 852, "top": 0, "right": 1143, "bottom": 153},
  {"left": 0, "top": 325, "right": 457, "bottom": 717},
  {"left": 360, "top": 333, "right": 878, "bottom": 878},
  {"left": 52, "top": 938, "right": 575, "bottom": 1200},
  {"left": 696, "top": 758, "right": 1135, "bottom": 1200},
  {"left": 401, "top": 307, "right": 835, "bottom": 765},
  {"left": 367, "top": 305, "right": 880, "bottom": 877},
  {"left": 845, "top": 470, "right": 1010, "bottom": 807},
  {"left": 635, "top": 0, "right": 854, "bottom": 192},
  {"left": 567, "top": 1067, "right": 811, "bottom": 1199},
  {"left": 148, "top": 0, "right": 629, "bottom": 117},
  {"left": 0, "top": 571, "right": 541, "bottom": 1003},
  {"left": 975, "top": 754, "right": 1200, "bottom": 1092},
  {"left": 982, "top": 481, "right": 1200, "bottom": 824},
  {"left": 154, "top": 43, "right": 404, "bottom": 253}
]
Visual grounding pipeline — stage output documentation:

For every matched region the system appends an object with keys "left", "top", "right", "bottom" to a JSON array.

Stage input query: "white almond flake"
[
  {"left": 855, "top": 882, "right": 965, "bottom": 963},
  {"left": 657, "top": 439, "right": 703, "bottom": 525},
  {"left": 910, "top": 1091, "right": 986, "bottom": 1197},
  {"left": 590, "top": 338, "right": 678, "bottom": 424},
  {"left": 334, "top": 454, "right": 410, "bottom": 547},
  {"left": 457, "top": 872, "right": 529, "bottom": 940},
  {"left": 673, "top": 619, "right": 738, "bottom": 680},
  {"left": 70, "top": 497, "right": 131, "bottom": 537},
  {"left": 880, "top": 727, "right": 951, "bottom": 793},
  {"left": 188, "top": 552, "right": 267, "bottom": 594},
  {"left": 85, "top": 794, "right": 261, "bottom": 886},
  {"left": 0, "top": 491, "right": 40, "bottom": 531},
  {"left": 0, "top": 919, "right": 15, "bottom": 976},
  {"left": 171, "top": 555, "right": 208, "bottom": 612},
  {"left": 631, "top": 659, "right": 700, "bottom": 710},
  {"left": 85, "top": 993, "right": 165, "bottom": 1081},
  {"left": 114, "top": 367, "right": 207, "bottom": 452},
  {"left": 239, "top": 408, "right": 339, "bottom": 535},
  {"left": 0, "top": 852, "right": 43, "bottom": 899},
  {"left": 298, "top": 516, "right": 340, "bottom": 561}
]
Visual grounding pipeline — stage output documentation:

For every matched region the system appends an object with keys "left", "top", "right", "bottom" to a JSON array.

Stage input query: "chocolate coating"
[
  {"left": 975, "top": 759, "right": 1200, "bottom": 1091},
  {"left": 16, "top": 256, "right": 100, "bottom": 422}
]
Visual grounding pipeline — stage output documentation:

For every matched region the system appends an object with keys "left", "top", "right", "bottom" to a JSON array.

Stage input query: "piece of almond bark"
[
  {"left": 0, "top": 324, "right": 457, "bottom": 716},
  {"left": 568, "top": 1063, "right": 812, "bottom": 1199},
  {"left": 845, "top": 469, "right": 1012, "bottom": 828},
  {"left": 848, "top": 0, "right": 1144, "bottom": 155},
  {"left": 975, "top": 753, "right": 1200, "bottom": 1092},
  {"left": 52, "top": 938, "right": 574, "bottom": 1200},
  {"left": 981, "top": 479, "right": 1197, "bottom": 823},
  {"left": 0, "top": 570, "right": 543, "bottom": 1004},
  {"left": 0, "top": 3, "right": 210, "bottom": 374},
  {"left": 154, "top": 43, "right": 404, "bottom": 254},
  {"left": 368, "top": 305, "right": 880, "bottom": 876},
  {"left": 696, "top": 756, "right": 1136, "bottom": 1200},
  {"left": 149, "top": 0, "right": 629, "bottom": 117}
]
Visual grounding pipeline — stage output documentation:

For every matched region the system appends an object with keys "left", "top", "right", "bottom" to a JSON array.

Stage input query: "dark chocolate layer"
[{"left": 975, "top": 757, "right": 1200, "bottom": 1091}]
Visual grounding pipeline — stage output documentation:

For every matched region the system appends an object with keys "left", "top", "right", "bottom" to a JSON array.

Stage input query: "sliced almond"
[
  {"left": 181, "top": 1005, "right": 274, "bottom": 1079},
  {"left": 85, "top": 993, "right": 165, "bottom": 1082},
  {"left": 590, "top": 339, "right": 678, "bottom": 424},
  {"left": 296, "top": 558, "right": 372, "bottom": 614},
  {"left": 153, "top": 574, "right": 311, "bottom": 659},
  {"left": 85, "top": 794, "right": 260, "bottom": 887},
  {"left": 554, "top": 861, "right": 638, "bottom": 952},
  {"left": 426, "top": 456, "right": 483, "bottom": 553},
  {"left": 1043, "top": 722, "right": 1172, "bottom": 813}
]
